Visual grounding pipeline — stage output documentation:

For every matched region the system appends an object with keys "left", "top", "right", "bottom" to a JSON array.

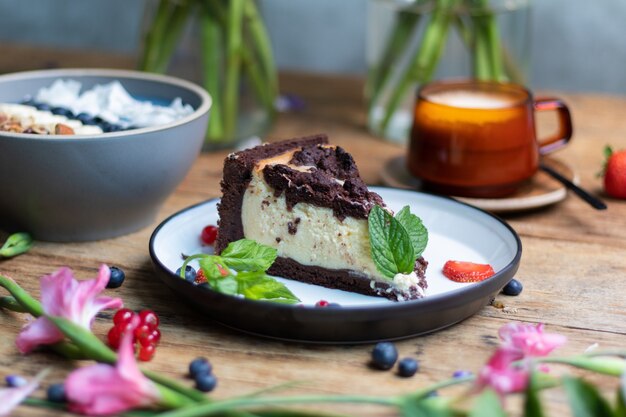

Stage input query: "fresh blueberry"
[
  {"left": 371, "top": 342, "right": 398, "bottom": 370},
  {"left": 452, "top": 370, "right": 473, "bottom": 378},
  {"left": 51, "top": 107, "right": 74, "bottom": 118},
  {"left": 107, "top": 124, "right": 123, "bottom": 132},
  {"left": 35, "top": 103, "right": 51, "bottom": 112},
  {"left": 502, "top": 279, "right": 523, "bottom": 296},
  {"left": 5, "top": 374, "right": 27, "bottom": 387},
  {"left": 46, "top": 383, "right": 67, "bottom": 403},
  {"left": 106, "top": 266, "right": 126, "bottom": 289},
  {"left": 76, "top": 112, "right": 97, "bottom": 125},
  {"left": 189, "top": 357, "right": 212, "bottom": 379},
  {"left": 195, "top": 373, "right": 217, "bottom": 392},
  {"left": 176, "top": 265, "right": 197, "bottom": 283},
  {"left": 100, "top": 122, "right": 113, "bottom": 132},
  {"left": 397, "top": 358, "right": 419, "bottom": 377}
]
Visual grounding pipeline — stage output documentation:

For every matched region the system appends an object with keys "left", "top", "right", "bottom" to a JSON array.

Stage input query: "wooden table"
[{"left": 1, "top": 72, "right": 625, "bottom": 416}]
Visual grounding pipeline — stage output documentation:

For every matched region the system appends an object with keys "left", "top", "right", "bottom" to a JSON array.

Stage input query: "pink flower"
[
  {"left": 499, "top": 322, "right": 567, "bottom": 357},
  {"left": 65, "top": 319, "right": 162, "bottom": 415},
  {"left": 476, "top": 348, "right": 529, "bottom": 396},
  {"left": 0, "top": 371, "right": 47, "bottom": 416},
  {"left": 16, "top": 265, "right": 123, "bottom": 353}
]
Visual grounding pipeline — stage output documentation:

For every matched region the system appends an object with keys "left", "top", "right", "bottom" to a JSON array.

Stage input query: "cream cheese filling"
[{"left": 241, "top": 171, "right": 386, "bottom": 280}]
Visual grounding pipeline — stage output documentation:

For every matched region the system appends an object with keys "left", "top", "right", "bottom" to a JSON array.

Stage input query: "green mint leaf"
[
  {"left": 368, "top": 205, "right": 414, "bottom": 279},
  {"left": 0, "top": 232, "right": 33, "bottom": 258},
  {"left": 236, "top": 271, "right": 300, "bottom": 304},
  {"left": 395, "top": 206, "right": 428, "bottom": 258},
  {"left": 213, "top": 275, "right": 238, "bottom": 295},
  {"left": 220, "top": 239, "right": 277, "bottom": 272}
]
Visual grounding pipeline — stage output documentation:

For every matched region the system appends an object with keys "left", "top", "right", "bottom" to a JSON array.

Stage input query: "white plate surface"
[{"left": 152, "top": 188, "right": 519, "bottom": 307}]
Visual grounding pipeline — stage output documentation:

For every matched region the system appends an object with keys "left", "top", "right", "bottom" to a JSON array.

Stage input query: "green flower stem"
[
  {"left": 366, "top": 8, "right": 421, "bottom": 114},
  {"left": 0, "top": 232, "right": 33, "bottom": 258},
  {"left": 200, "top": 5, "right": 225, "bottom": 141},
  {"left": 223, "top": 0, "right": 245, "bottom": 139},
  {"left": 155, "top": 394, "right": 400, "bottom": 417},
  {"left": 0, "top": 295, "right": 27, "bottom": 312},
  {"left": 380, "top": 0, "right": 459, "bottom": 133},
  {"left": 0, "top": 275, "right": 43, "bottom": 316},
  {"left": 143, "top": 369, "right": 208, "bottom": 403},
  {"left": 537, "top": 356, "right": 626, "bottom": 377}
]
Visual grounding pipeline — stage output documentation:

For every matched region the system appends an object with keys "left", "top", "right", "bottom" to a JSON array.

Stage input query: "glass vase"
[{"left": 366, "top": 0, "right": 531, "bottom": 144}]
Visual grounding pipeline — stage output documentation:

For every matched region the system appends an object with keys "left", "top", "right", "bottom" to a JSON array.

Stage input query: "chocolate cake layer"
[
  {"left": 268, "top": 256, "right": 428, "bottom": 301},
  {"left": 216, "top": 134, "right": 328, "bottom": 253}
]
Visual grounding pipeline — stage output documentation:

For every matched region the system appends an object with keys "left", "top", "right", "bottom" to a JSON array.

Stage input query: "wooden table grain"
[{"left": 1, "top": 72, "right": 625, "bottom": 416}]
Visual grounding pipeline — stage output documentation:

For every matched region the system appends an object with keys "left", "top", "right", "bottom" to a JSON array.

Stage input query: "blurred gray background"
[{"left": 0, "top": 0, "right": 624, "bottom": 94}]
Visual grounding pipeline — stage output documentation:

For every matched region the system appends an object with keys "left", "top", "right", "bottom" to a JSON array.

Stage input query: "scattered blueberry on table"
[
  {"left": 452, "top": 370, "right": 473, "bottom": 378},
  {"left": 189, "top": 357, "right": 213, "bottom": 379},
  {"left": 195, "top": 373, "right": 218, "bottom": 393},
  {"left": 502, "top": 278, "right": 523, "bottom": 296},
  {"left": 397, "top": 358, "right": 419, "bottom": 377},
  {"left": 106, "top": 266, "right": 126, "bottom": 289},
  {"left": 371, "top": 342, "right": 398, "bottom": 370},
  {"left": 46, "top": 383, "right": 67, "bottom": 403},
  {"left": 5, "top": 374, "right": 27, "bottom": 387}
]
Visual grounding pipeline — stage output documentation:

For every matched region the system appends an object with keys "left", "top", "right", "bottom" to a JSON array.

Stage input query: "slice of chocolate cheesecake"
[{"left": 215, "top": 134, "right": 428, "bottom": 301}]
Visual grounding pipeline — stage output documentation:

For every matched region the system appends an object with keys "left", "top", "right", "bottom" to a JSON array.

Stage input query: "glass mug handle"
[{"left": 534, "top": 98, "right": 573, "bottom": 155}]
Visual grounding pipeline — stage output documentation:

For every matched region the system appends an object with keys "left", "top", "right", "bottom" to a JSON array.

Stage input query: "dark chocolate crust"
[
  {"left": 215, "top": 134, "right": 328, "bottom": 253},
  {"left": 262, "top": 145, "right": 384, "bottom": 220},
  {"left": 268, "top": 256, "right": 428, "bottom": 301}
]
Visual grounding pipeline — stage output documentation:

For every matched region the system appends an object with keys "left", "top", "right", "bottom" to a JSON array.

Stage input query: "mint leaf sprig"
[
  {"left": 368, "top": 205, "right": 428, "bottom": 279},
  {"left": 180, "top": 239, "right": 300, "bottom": 304}
]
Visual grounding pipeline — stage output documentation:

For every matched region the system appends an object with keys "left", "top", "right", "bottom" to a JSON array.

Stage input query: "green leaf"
[
  {"left": 469, "top": 389, "right": 506, "bottom": 417},
  {"left": 237, "top": 272, "right": 300, "bottom": 304},
  {"left": 214, "top": 275, "right": 239, "bottom": 295},
  {"left": 0, "top": 232, "right": 33, "bottom": 257},
  {"left": 395, "top": 206, "right": 429, "bottom": 258},
  {"left": 199, "top": 256, "right": 230, "bottom": 280},
  {"left": 220, "top": 239, "right": 277, "bottom": 272},
  {"left": 616, "top": 371, "right": 626, "bottom": 417},
  {"left": 369, "top": 206, "right": 415, "bottom": 278},
  {"left": 524, "top": 371, "right": 547, "bottom": 417},
  {"left": 563, "top": 376, "right": 615, "bottom": 417}
]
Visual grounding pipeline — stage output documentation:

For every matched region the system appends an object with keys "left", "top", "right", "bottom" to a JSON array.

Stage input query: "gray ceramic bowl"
[{"left": 0, "top": 69, "right": 211, "bottom": 242}]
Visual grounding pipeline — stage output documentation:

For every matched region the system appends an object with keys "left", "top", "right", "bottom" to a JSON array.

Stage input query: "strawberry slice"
[{"left": 442, "top": 260, "right": 495, "bottom": 283}]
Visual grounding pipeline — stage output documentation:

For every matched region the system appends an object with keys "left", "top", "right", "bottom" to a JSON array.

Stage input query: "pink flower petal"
[
  {"left": 16, "top": 317, "right": 64, "bottom": 354},
  {"left": 0, "top": 370, "right": 47, "bottom": 416},
  {"left": 498, "top": 322, "right": 566, "bottom": 357},
  {"left": 477, "top": 348, "right": 529, "bottom": 396},
  {"left": 18, "top": 265, "right": 123, "bottom": 352},
  {"left": 65, "top": 319, "right": 161, "bottom": 416}
]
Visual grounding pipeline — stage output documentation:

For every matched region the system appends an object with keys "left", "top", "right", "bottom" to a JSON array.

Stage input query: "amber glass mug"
[{"left": 407, "top": 80, "right": 573, "bottom": 198}]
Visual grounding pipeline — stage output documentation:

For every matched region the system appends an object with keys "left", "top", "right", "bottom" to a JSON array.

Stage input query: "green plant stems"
[
  {"left": 380, "top": 0, "right": 459, "bottom": 133},
  {"left": 366, "top": 7, "right": 421, "bottom": 114},
  {"left": 243, "top": 0, "right": 278, "bottom": 102},
  {"left": 223, "top": 0, "right": 245, "bottom": 139},
  {"left": 200, "top": 4, "right": 225, "bottom": 141},
  {"left": 139, "top": 0, "right": 174, "bottom": 71},
  {"left": 153, "top": 0, "right": 194, "bottom": 74}
]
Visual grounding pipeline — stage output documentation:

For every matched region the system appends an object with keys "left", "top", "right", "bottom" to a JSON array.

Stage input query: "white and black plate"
[{"left": 149, "top": 187, "right": 521, "bottom": 343}]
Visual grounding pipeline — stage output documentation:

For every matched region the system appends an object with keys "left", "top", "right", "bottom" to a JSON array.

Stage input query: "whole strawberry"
[{"left": 603, "top": 146, "right": 626, "bottom": 199}]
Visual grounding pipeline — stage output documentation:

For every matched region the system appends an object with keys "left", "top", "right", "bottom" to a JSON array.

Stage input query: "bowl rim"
[{"left": 0, "top": 68, "right": 212, "bottom": 141}]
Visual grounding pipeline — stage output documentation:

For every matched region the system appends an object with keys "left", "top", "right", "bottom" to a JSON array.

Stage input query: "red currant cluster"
[{"left": 107, "top": 308, "right": 162, "bottom": 361}]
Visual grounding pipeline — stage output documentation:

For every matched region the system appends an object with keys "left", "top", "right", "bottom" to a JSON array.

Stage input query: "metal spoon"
[{"left": 539, "top": 163, "right": 607, "bottom": 210}]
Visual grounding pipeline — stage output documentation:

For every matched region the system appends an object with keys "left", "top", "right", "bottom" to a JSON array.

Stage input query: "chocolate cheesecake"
[{"left": 215, "top": 134, "right": 428, "bottom": 301}]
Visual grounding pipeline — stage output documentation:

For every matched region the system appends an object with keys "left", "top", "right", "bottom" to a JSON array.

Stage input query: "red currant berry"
[
  {"left": 138, "top": 344, "right": 156, "bottom": 362},
  {"left": 139, "top": 310, "right": 159, "bottom": 329},
  {"left": 134, "top": 324, "right": 152, "bottom": 340},
  {"left": 201, "top": 225, "right": 218, "bottom": 245},
  {"left": 113, "top": 308, "right": 136, "bottom": 327},
  {"left": 138, "top": 328, "right": 162, "bottom": 347},
  {"left": 107, "top": 326, "right": 121, "bottom": 349},
  {"left": 315, "top": 300, "right": 329, "bottom": 307}
]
